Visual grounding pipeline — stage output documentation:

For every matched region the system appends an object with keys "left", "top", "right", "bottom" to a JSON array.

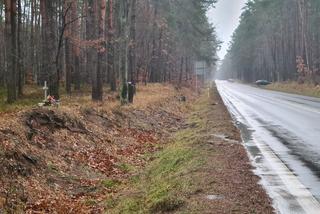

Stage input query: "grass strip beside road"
[
  {"left": 107, "top": 85, "right": 274, "bottom": 214},
  {"left": 108, "top": 97, "right": 208, "bottom": 213}
]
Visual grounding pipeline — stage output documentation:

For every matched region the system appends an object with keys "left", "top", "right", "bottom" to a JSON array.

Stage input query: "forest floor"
[
  {"left": 266, "top": 81, "right": 320, "bottom": 98},
  {"left": 0, "top": 85, "right": 43, "bottom": 112},
  {"left": 0, "top": 83, "right": 273, "bottom": 213}
]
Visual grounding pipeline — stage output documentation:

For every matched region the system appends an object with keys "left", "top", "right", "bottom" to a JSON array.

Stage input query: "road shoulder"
[{"left": 109, "top": 85, "right": 274, "bottom": 213}]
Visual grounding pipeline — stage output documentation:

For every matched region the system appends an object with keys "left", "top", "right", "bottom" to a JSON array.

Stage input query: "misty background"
[{"left": 207, "top": 0, "right": 247, "bottom": 60}]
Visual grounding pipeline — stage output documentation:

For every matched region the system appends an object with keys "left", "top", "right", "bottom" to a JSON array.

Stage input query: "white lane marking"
[
  {"left": 255, "top": 138, "right": 320, "bottom": 214},
  {"left": 216, "top": 81, "right": 320, "bottom": 214}
]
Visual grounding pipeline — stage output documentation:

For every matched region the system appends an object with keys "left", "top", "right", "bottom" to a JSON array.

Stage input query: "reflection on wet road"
[{"left": 216, "top": 81, "right": 320, "bottom": 214}]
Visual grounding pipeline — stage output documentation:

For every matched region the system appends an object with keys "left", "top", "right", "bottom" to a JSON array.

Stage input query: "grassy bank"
[
  {"left": 107, "top": 85, "right": 274, "bottom": 214},
  {"left": 108, "top": 97, "right": 208, "bottom": 213},
  {"left": 266, "top": 81, "right": 320, "bottom": 98}
]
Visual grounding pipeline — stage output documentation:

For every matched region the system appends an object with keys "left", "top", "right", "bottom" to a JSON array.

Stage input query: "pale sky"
[{"left": 207, "top": 0, "right": 247, "bottom": 60}]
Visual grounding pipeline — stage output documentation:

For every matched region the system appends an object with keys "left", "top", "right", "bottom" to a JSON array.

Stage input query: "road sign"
[{"left": 195, "top": 61, "right": 207, "bottom": 75}]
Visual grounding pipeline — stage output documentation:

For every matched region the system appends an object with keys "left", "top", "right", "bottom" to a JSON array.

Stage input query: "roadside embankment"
[
  {"left": 0, "top": 84, "right": 195, "bottom": 213},
  {"left": 108, "top": 84, "right": 274, "bottom": 213},
  {"left": 0, "top": 83, "right": 274, "bottom": 213}
]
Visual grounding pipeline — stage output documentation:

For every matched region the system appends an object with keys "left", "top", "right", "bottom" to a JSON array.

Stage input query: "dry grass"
[
  {"left": 0, "top": 83, "right": 183, "bottom": 114},
  {"left": 59, "top": 83, "right": 182, "bottom": 117},
  {"left": 54, "top": 83, "right": 185, "bottom": 133},
  {"left": 266, "top": 81, "right": 320, "bottom": 98},
  {"left": 131, "top": 83, "right": 176, "bottom": 109}
]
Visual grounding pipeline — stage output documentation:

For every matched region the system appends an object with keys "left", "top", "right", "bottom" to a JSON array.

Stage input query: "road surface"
[{"left": 216, "top": 81, "right": 320, "bottom": 214}]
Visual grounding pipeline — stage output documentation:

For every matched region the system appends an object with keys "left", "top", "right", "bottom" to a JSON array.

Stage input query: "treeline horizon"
[
  {"left": 218, "top": 0, "right": 320, "bottom": 85},
  {"left": 0, "top": 0, "right": 219, "bottom": 104}
]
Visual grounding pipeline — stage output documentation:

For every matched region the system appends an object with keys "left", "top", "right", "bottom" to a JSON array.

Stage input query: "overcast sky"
[{"left": 207, "top": 0, "right": 247, "bottom": 60}]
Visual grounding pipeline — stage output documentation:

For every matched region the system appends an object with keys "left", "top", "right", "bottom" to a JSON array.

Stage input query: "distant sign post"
[
  {"left": 195, "top": 61, "right": 206, "bottom": 76},
  {"left": 195, "top": 61, "right": 207, "bottom": 91}
]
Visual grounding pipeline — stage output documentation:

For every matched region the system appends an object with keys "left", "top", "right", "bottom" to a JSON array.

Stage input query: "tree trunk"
[
  {"left": 17, "top": 0, "right": 23, "bottom": 96},
  {"left": 71, "top": 0, "right": 81, "bottom": 91},
  {"left": 40, "top": 0, "right": 59, "bottom": 99},
  {"left": 149, "top": 2, "right": 158, "bottom": 82},
  {"left": 179, "top": 56, "right": 184, "bottom": 85},
  {"left": 5, "top": 0, "right": 17, "bottom": 103},
  {"left": 64, "top": 1, "right": 72, "bottom": 94},
  {"left": 108, "top": 0, "right": 116, "bottom": 91},
  {"left": 85, "top": 0, "right": 95, "bottom": 85},
  {"left": 119, "top": 0, "right": 129, "bottom": 103},
  {"left": 93, "top": 0, "right": 106, "bottom": 101},
  {"left": 128, "top": 0, "right": 136, "bottom": 83}
]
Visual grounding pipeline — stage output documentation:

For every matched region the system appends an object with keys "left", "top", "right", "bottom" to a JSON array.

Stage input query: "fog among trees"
[
  {"left": 0, "top": 0, "right": 219, "bottom": 103},
  {"left": 218, "top": 0, "right": 320, "bottom": 85}
]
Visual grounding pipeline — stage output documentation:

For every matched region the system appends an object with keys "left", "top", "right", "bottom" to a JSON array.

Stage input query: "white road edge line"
[
  {"left": 216, "top": 81, "right": 320, "bottom": 214},
  {"left": 255, "top": 140, "right": 320, "bottom": 214}
]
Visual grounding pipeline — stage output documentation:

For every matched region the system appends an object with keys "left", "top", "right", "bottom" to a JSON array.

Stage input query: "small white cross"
[{"left": 42, "top": 81, "right": 49, "bottom": 101}]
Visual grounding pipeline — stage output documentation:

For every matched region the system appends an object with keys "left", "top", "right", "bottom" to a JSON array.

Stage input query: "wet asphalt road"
[{"left": 216, "top": 81, "right": 320, "bottom": 214}]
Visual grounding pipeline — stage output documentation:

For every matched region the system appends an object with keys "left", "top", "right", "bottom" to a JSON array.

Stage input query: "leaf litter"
[{"left": 0, "top": 84, "right": 194, "bottom": 213}]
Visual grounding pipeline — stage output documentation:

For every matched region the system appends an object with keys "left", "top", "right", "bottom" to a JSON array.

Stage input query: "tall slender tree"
[
  {"left": 17, "top": 0, "right": 23, "bottom": 96},
  {"left": 4, "top": 0, "right": 17, "bottom": 103},
  {"left": 93, "top": 0, "right": 106, "bottom": 101},
  {"left": 219, "top": 0, "right": 320, "bottom": 85},
  {"left": 128, "top": 0, "right": 136, "bottom": 83},
  {"left": 40, "top": 0, "right": 59, "bottom": 98},
  {"left": 0, "top": 0, "right": 219, "bottom": 103},
  {"left": 108, "top": 0, "right": 116, "bottom": 91}
]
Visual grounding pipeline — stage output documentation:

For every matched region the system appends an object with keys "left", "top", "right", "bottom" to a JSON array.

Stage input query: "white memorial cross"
[{"left": 42, "top": 81, "right": 49, "bottom": 101}]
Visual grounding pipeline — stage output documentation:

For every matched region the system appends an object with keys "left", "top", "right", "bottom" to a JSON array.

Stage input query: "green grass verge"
[{"left": 107, "top": 96, "right": 209, "bottom": 214}]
